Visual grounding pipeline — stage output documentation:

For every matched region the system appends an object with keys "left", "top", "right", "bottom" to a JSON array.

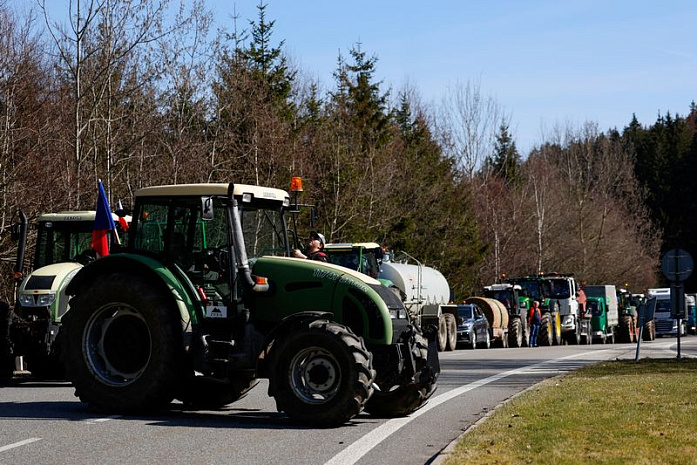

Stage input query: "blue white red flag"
[{"left": 92, "top": 180, "right": 115, "bottom": 257}]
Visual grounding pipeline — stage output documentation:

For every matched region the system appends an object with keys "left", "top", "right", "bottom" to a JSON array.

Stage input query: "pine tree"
[{"left": 485, "top": 122, "right": 520, "bottom": 183}]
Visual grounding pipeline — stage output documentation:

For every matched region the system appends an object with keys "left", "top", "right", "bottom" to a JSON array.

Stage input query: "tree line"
[{"left": 0, "top": 1, "right": 694, "bottom": 301}]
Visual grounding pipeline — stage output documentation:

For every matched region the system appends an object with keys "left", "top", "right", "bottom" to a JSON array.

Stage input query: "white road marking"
[
  {"left": 0, "top": 438, "right": 42, "bottom": 453},
  {"left": 84, "top": 414, "right": 122, "bottom": 425},
  {"left": 324, "top": 349, "right": 619, "bottom": 465}
]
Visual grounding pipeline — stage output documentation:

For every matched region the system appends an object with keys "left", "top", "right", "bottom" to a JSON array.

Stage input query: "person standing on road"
[
  {"left": 293, "top": 231, "right": 328, "bottom": 262},
  {"left": 528, "top": 300, "right": 542, "bottom": 347}
]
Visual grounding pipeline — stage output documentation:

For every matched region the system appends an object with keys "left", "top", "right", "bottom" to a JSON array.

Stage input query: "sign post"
[{"left": 660, "top": 248, "right": 693, "bottom": 361}]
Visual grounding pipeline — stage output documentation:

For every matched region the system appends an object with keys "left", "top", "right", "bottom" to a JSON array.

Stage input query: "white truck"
[
  {"left": 543, "top": 274, "right": 587, "bottom": 345},
  {"left": 648, "top": 288, "right": 686, "bottom": 337}
]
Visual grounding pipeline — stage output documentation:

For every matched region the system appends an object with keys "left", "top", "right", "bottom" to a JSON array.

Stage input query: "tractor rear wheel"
[
  {"left": 364, "top": 331, "right": 438, "bottom": 417},
  {"left": 62, "top": 273, "right": 184, "bottom": 413},
  {"left": 271, "top": 320, "right": 374, "bottom": 427},
  {"left": 444, "top": 314, "right": 457, "bottom": 351},
  {"left": 508, "top": 318, "right": 523, "bottom": 348},
  {"left": 539, "top": 313, "right": 553, "bottom": 346},
  {"left": 619, "top": 315, "right": 633, "bottom": 343},
  {"left": 642, "top": 321, "right": 656, "bottom": 341}
]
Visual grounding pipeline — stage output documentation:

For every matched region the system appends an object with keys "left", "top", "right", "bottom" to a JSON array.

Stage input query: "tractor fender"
[
  {"left": 256, "top": 311, "right": 334, "bottom": 378},
  {"left": 65, "top": 254, "right": 199, "bottom": 325}
]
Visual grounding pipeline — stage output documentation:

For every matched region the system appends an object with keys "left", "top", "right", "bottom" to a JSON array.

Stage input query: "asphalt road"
[{"left": 1, "top": 336, "right": 694, "bottom": 465}]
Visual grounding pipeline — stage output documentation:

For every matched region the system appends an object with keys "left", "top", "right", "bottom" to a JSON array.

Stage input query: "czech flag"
[
  {"left": 117, "top": 200, "right": 129, "bottom": 232},
  {"left": 92, "top": 180, "right": 115, "bottom": 257}
]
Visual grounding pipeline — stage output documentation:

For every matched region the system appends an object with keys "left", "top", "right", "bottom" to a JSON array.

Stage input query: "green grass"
[{"left": 443, "top": 358, "right": 697, "bottom": 465}]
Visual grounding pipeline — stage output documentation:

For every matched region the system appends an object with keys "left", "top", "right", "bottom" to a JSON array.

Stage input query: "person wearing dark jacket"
[
  {"left": 528, "top": 300, "right": 542, "bottom": 347},
  {"left": 293, "top": 231, "right": 328, "bottom": 262}
]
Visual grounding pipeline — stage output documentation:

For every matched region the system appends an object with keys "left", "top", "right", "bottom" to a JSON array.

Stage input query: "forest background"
[{"left": 1, "top": 0, "right": 695, "bottom": 302}]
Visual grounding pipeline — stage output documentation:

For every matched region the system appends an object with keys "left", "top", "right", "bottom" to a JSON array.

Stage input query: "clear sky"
[
  {"left": 23, "top": 0, "right": 697, "bottom": 153},
  {"left": 209, "top": 0, "right": 697, "bottom": 152}
]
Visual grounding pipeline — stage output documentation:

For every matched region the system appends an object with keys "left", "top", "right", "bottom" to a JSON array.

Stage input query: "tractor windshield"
[
  {"left": 239, "top": 207, "right": 289, "bottom": 259},
  {"left": 547, "top": 279, "right": 571, "bottom": 299},
  {"left": 483, "top": 289, "right": 515, "bottom": 309},
  {"left": 34, "top": 219, "right": 121, "bottom": 268},
  {"left": 515, "top": 279, "right": 550, "bottom": 301}
]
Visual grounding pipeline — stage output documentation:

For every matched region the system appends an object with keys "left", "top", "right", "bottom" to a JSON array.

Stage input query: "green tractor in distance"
[
  {"left": 482, "top": 283, "right": 530, "bottom": 347},
  {"left": 1, "top": 210, "right": 127, "bottom": 382},
  {"left": 616, "top": 288, "right": 638, "bottom": 343},
  {"left": 505, "top": 275, "right": 562, "bottom": 346},
  {"left": 61, "top": 183, "right": 439, "bottom": 427}
]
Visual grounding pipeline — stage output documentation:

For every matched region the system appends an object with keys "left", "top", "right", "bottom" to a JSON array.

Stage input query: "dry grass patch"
[{"left": 443, "top": 358, "right": 697, "bottom": 465}]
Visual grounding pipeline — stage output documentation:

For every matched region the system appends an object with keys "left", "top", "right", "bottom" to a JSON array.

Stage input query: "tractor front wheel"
[
  {"left": 62, "top": 273, "right": 184, "bottom": 413},
  {"left": 364, "top": 331, "right": 438, "bottom": 418},
  {"left": 271, "top": 320, "right": 374, "bottom": 427},
  {"left": 508, "top": 318, "right": 523, "bottom": 348},
  {"left": 539, "top": 313, "right": 553, "bottom": 346}
]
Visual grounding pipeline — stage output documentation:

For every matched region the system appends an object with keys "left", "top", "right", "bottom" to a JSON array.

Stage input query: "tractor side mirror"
[{"left": 201, "top": 196, "right": 214, "bottom": 221}]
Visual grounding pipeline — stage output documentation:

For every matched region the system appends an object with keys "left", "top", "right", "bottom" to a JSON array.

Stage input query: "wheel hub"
[{"left": 289, "top": 347, "right": 341, "bottom": 404}]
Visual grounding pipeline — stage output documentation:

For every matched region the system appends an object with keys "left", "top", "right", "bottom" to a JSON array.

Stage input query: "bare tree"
[{"left": 437, "top": 78, "right": 501, "bottom": 179}]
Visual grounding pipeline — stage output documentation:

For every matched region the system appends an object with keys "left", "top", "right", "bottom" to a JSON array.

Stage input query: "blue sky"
[
  {"left": 210, "top": 1, "right": 697, "bottom": 152},
  {"left": 26, "top": 0, "right": 697, "bottom": 153}
]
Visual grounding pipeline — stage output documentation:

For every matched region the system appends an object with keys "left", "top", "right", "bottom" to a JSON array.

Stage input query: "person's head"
[
  {"left": 308, "top": 231, "right": 325, "bottom": 251},
  {"left": 532, "top": 300, "right": 539, "bottom": 308}
]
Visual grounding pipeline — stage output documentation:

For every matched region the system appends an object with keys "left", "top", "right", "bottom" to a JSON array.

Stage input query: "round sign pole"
[{"left": 660, "top": 249, "right": 693, "bottom": 361}]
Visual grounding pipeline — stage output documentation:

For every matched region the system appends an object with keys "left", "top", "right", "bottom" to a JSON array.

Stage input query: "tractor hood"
[
  {"left": 251, "top": 256, "right": 405, "bottom": 345},
  {"left": 17, "top": 262, "right": 83, "bottom": 321}
]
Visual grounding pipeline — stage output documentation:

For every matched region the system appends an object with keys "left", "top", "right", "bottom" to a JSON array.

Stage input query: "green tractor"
[
  {"left": 482, "top": 283, "right": 530, "bottom": 347},
  {"left": 505, "top": 275, "right": 562, "bottom": 346},
  {"left": 61, "top": 183, "right": 439, "bottom": 426},
  {"left": 1, "top": 210, "right": 126, "bottom": 382}
]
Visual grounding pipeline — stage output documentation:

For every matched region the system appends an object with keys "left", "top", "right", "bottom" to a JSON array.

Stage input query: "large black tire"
[
  {"left": 364, "top": 332, "right": 438, "bottom": 418},
  {"left": 271, "top": 320, "right": 374, "bottom": 427},
  {"left": 642, "top": 321, "right": 656, "bottom": 341},
  {"left": 479, "top": 330, "right": 491, "bottom": 349},
  {"left": 618, "top": 315, "right": 633, "bottom": 343},
  {"left": 62, "top": 273, "right": 184, "bottom": 413},
  {"left": 444, "top": 313, "right": 457, "bottom": 351},
  {"left": 436, "top": 316, "right": 447, "bottom": 352},
  {"left": 0, "top": 302, "right": 14, "bottom": 383},
  {"left": 509, "top": 318, "right": 523, "bottom": 348},
  {"left": 539, "top": 313, "right": 553, "bottom": 346},
  {"left": 179, "top": 375, "right": 259, "bottom": 410}
]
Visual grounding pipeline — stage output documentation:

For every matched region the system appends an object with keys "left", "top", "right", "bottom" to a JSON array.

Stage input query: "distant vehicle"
[
  {"left": 648, "top": 288, "right": 686, "bottom": 337},
  {"left": 451, "top": 303, "right": 490, "bottom": 349}
]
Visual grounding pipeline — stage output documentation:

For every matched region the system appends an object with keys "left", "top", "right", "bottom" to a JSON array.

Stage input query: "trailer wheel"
[
  {"left": 436, "top": 316, "right": 447, "bottom": 352},
  {"left": 444, "top": 314, "right": 457, "bottom": 351},
  {"left": 364, "top": 332, "right": 438, "bottom": 417},
  {"left": 508, "top": 318, "right": 523, "bottom": 348},
  {"left": 0, "top": 302, "right": 14, "bottom": 383},
  {"left": 62, "top": 273, "right": 184, "bottom": 413},
  {"left": 271, "top": 320, "right": 374, "bottom": 427}
]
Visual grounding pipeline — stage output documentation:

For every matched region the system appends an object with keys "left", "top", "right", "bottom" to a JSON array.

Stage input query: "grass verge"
[{"left": 442, "top": 358, "right": 697, "bottom": 465}]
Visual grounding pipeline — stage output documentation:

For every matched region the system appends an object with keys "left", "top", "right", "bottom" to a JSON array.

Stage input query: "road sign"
[{"left": 661, "top": 248, "right": 693, "bottom": 282}]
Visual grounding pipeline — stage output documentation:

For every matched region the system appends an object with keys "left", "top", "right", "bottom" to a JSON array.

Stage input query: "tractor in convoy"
[
  {"left": 482, "top": 282, "right": 529, "bottom": 347},
  {"left": 60, "top": 183, "right": 439, "bottom": 427},
  {"left": 504, "top": 275, "right": 562, "bottom": 346},
  {"left": 1, "top": 210, "right": 127, "bottom": 382},
  {"left": 324, "top": 243, "right": 463, "bottom": 352}
]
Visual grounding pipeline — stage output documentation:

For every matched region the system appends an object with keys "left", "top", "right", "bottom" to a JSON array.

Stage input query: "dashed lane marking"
[{"left": 0, "top": 438, "right": 42, "bottom": 453}]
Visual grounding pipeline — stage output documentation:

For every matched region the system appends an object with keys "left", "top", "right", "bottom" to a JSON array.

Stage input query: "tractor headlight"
[
  {"left": 389, "top": 308, "right": 407, "bottom": 319},
  {"left": 18, "top": 292, "right": 56, "bottom": 307}
]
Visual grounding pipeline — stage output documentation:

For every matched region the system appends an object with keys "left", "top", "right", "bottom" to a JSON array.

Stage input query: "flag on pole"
[{"left": 92, "top": 180, "right": 115, "bottom": 257}]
